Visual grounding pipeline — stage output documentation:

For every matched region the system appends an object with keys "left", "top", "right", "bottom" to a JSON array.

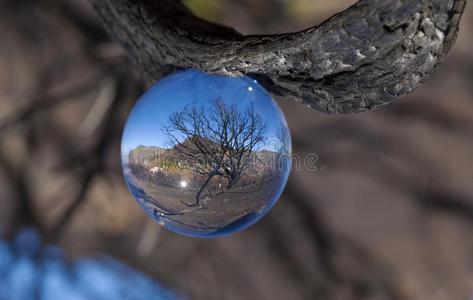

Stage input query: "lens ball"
[{"left": 121, "top": 69, "right": 291, "bottom": 238}]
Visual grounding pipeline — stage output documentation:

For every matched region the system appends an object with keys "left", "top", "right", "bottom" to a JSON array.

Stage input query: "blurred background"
[{"left": 1, "top": 0, "right": 473, "bottom": 299}]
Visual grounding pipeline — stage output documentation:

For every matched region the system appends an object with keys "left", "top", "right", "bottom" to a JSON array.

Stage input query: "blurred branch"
[
  {"left": 55, "top": 0, "right": 109, "bottom": 44},
  {"left": 0, "top": 76, "right": 102, "bottom": 138},
  {"left": 280, "top": 180, "right": 405, "bottom": 300},
  {"left": 48, "top": 75, "right": 127, "bottom": 243},
  {"left": 0, "top": 153, "right": 45, "bottom": 238},
  {"left": 294, "top": 121, "right": 473, "bottom": 225},
  {"left": 48, "top": 168, "right": 96, "bottom": 243},
  {"left": 90, "top": 0, "right": 466, "bottom": 113}
]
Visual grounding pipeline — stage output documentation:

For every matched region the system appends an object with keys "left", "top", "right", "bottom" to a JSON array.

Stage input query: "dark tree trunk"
[
  {"left": 90, "top": 0, "right": 466, "bottom": 114},
  {"left": 193, "top": 170, "right": 219, "bottom": 207}
]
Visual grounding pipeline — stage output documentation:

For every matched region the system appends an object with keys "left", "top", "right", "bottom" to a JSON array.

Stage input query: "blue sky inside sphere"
[{"left": 122, "top": 69, "right": 290, "bottom": 155}]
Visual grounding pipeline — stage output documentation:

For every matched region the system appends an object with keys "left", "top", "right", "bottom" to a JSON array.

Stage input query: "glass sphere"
[{"left": 121, "top": 69, "right": 291, "bottom": 238}]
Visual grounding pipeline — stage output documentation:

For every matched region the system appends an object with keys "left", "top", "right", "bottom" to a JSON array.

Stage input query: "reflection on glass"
[{"left": 122, "top": 69, "right": 291, "bottom": 238}]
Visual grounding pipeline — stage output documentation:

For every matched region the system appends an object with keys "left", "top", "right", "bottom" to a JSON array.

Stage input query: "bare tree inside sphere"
[{"left": 122, "top": 70, "right": 291, "bottom": 238}]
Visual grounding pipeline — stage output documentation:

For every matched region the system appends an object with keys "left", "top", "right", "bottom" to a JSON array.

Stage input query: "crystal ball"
[{"left": 121, "top": 69, "right": 292, "bottom": 238}]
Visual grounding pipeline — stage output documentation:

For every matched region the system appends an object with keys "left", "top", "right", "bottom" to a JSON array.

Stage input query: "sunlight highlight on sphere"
[{"left": 121, "top": 69, "right": 292, "bottom": 238}]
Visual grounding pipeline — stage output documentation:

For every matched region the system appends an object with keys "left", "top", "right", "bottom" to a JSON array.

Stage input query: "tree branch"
[{"left": 90, "top": 0, "right": 466, "bottom": 114}]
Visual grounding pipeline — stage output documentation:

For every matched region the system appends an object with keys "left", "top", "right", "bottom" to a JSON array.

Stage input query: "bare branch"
[{"left": 90, "top": 0, "right": 466, "bottom": 113}]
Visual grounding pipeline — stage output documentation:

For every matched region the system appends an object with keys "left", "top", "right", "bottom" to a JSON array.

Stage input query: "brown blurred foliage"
[{"left": 1, "top": 1, "right": 473, "bottom": 300}]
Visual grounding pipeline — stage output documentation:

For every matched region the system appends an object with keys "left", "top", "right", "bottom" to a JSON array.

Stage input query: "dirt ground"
[{"left": 125, "top": 164, "right": 285, "bottom": 236}]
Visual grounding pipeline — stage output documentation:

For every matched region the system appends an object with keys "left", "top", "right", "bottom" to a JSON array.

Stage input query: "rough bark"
[{"left": 90, "top": 0, "right": 466, "bottom": 114}]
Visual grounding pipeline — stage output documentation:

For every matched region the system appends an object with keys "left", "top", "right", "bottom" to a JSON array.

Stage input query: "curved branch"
[{"left": 90, "top": 0, "right": 466, "bottom": 114}]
